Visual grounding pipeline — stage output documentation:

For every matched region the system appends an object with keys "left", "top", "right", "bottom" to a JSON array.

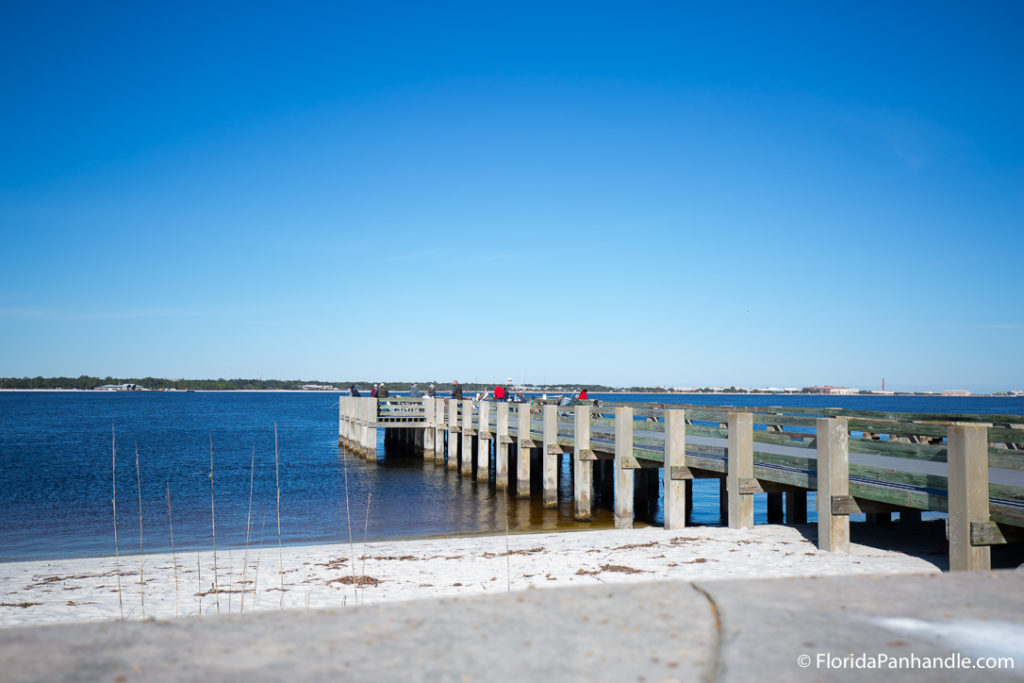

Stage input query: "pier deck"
[{"left": 339, "top": 397, "right": 1024, "bottom": 571}]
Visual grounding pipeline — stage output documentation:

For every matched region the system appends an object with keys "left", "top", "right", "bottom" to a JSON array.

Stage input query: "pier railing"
[{"left": 339, "top": 396, "right": 1024, "bottom": 571}]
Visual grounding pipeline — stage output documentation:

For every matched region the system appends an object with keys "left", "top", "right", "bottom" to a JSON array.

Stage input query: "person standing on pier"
[
  {"left": 349, "top": 384, "right": 360, "bottom": 397},
  {"left": 578, "top": 388, "right": 588, "bottom": 400},
  {"left": 493, "top": 384, "right": 506, "bottom": 401},
  {"left": 370, "top": 384, "right": 378, "bottom": 398},
  {"left": 451, "top": 381, "right": 463, "bottom": 399},
  {"left": 427, "top": 383, "right": 436, "bottom": 397},
  {"left": 378, "top": 383, "right": 389, "bottom": 398},
  {"left": 410, "top": 383, "right": 422, "bottom": 398}
]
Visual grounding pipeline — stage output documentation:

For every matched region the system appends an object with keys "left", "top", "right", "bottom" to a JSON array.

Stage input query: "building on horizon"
[{"left": 801, "top": 385, "right": 858, "bottom": 395}]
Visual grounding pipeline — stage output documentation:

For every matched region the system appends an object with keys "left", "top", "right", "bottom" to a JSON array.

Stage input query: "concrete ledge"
[{"left": 2, "top": 572, "right": 1023, "bottom": 682}]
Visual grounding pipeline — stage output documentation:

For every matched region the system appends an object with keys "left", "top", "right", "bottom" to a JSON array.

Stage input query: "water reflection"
[{"left": 353, "top": 440, "right": 620, "bottom": 542}]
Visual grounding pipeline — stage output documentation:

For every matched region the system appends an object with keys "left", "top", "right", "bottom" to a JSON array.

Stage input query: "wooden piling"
[
  {"left": 573, "top": 405, "right": 593, "bottom": 521},
  {"left": 727, "top": 412, "right": 754, "bottom": 529},
  {"left": 816, "top": 416, "right": 850, "bottom": 553},
  {"left": 948, "top": 423, "right": 991, "bottom": 571},
  {"left": 542, "top": 405, "right": 558, "bottom": 508},
  {"left": 663, "top": 409, "right": 687, "bottom": 529},
  {"left": 496, "top": 403, "right": 510, "bottom": 489},
  {"left": 614, "top": 406, "right": 635, "bottom": 529}
]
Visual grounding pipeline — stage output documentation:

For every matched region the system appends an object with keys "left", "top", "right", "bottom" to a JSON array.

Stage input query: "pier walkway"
[{"left": 339, "top": 397, "right": 1024, "bottom": 571}]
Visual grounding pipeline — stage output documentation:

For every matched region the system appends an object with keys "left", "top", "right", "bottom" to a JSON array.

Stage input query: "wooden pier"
[{"left": 339, "top": 396, "right": 1024, "bottom": 571}]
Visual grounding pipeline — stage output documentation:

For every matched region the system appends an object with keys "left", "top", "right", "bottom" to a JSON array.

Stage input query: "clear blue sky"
[{"left": 2, "top": 2, "right": 1021, "bottom": 392}]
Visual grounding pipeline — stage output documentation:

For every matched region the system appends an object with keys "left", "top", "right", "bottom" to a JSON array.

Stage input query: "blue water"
[{"left": 1, "top": 391, "right": 1021, "bottom": 562}]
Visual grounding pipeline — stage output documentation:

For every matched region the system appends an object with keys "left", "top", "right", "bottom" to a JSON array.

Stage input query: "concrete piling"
[
  {"left": 447, "top": 399, "right": 459, "bottom": 471},
  {"left": 948, "top": 423, "right": 991, "bottom": 571},
  {"left": 335, "top": 395, "right": 1018, "bottom": 571},
  {"left": 573, "top": 405, "right": 593, "bottom": 521},
  {"left": 496, "top": 403, "right": 510, "bottom": 490},
  {"left": 477, "top": 401, "right": 491, "bottom": 482},
  {"left": 614, "top": 406, "right": 635, "bottom": 529},
  {"left": 461, "top": 400, "right": 475, "bottom": 477},
  {"left": 543, "top": 405, "right": 558, "bottom": 508},
  {"left": 727, "top": 412, "right": 754, "bottom": 529},
  {"left": 663, "top": 409, "right": 687, "bottom": 530},
  {"left": 516, "top": 405, "right": 532, "bottom": 498},
  {"left": 816, "top": 417, "right": 850, "bottom": 553}
]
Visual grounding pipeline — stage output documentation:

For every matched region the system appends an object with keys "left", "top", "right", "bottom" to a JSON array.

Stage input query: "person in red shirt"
[
  {"left": 578, "top": 388, "right": 588, "bottom": 400},
  {"left": 493, "top": 384, "right": 506, "bottom": 401}
]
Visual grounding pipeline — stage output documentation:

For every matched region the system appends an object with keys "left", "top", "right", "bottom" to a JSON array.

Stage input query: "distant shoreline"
[{"left": 0, "top": 388, "right": 1017, "bottom": 398}]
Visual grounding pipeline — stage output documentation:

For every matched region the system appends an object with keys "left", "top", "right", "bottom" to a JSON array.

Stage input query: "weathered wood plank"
[{"left": 970, "top": 520, "right": 1024, "bottom": 546}]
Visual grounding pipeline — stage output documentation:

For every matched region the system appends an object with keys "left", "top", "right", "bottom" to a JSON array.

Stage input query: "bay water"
[{"left": 1, "top": 391, "right": 1021, "bottom": 562}]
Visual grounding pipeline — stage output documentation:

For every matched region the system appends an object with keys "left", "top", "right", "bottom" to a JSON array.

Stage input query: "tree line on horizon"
[{"left": 0, "top": 376, "right": 651, "bottom": 392}]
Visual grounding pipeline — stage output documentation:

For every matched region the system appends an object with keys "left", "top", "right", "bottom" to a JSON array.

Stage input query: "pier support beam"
[
  {"left": 786, "top": 489, "right": 807, "bottom": 524},
  {"left": 816, "top": 417, "right": 850, "bottom": 553},
  {"left": 719, "top": 478, "right": 728, "bottom": 525},
  {"left": 477, "top": 401, "right": 491, "bottom": 482},
  {"left": 727, "top": 412, "right": 754, "bottom": 529},
  {"left": 341, "top": 397, "right": 351, "bottom": 448},
  {"left": 356, "top": 399, "right": 365, "bottom": 456},
  {"left": 447, "top": 399, "right": 459, "bottom": 471},
  {"left": 362, "top": 398, "right": 378, "bottom": 460},
  {"left": 767, "top": 492, "right": 784, "bottom": 524},
  {"left": 573, "top": 405, "right": 593, "bottom": 521},
  {"left": 516, "top": 405, "right": 531, "bottom": 498},
  {"left": 614, "top": 406, "right": 635, "bottom": 529},
  {"left": 496, "top": 403, "right": 509, "bottom": 489},
  {"left": 663, "top": 409, "right": 688, "bottom": 529},
  {"left": 901, "top": 509, "right": 922, "bottom": 524},
  {"left": 686, "top": 479, "right": 694, "bottom": 525},
  {"left": 422, "top": 397, "right": 434, "bottom": 456},
  {"left": 344, "top": 397, "right": 351, "bottom": 447},
  {"left": 434, "top": 399, "right": 445, "bottom": 464},
  {"left": 543, "top": 405, "right": 558, "bottom": 508},
  {"left": 461, "top": 401, "right": 475, "bottom": 477},
  {"left": 948, "top": 423, "right": 991, "bottom": 571}
]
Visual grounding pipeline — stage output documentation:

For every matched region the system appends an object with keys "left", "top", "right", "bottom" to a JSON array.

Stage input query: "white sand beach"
[{"left": 0, "top": 525, "right": 939, "bottom": 628}]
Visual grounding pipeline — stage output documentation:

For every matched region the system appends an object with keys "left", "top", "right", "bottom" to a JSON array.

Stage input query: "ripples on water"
[{"left": 1, "top": 392, "right": 1020, "bottom": 562}]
